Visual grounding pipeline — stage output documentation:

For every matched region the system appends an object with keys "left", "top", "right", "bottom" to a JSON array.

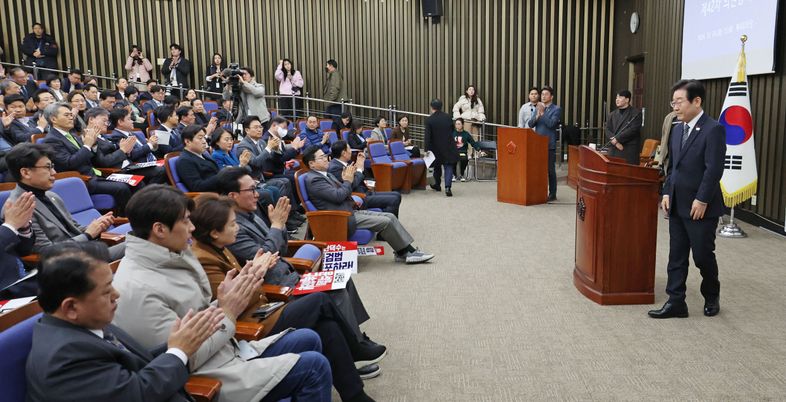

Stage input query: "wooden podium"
[
  {"left": 573, "top": 146, "right": 661, "bottom": 305},
  {"left": 497, "top": 127, "right": 548, "bottom": 205}
]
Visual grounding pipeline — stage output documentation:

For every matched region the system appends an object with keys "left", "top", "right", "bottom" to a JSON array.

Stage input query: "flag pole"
[{"left": 718, "top": 206, "right": 747, "bottom": 237}]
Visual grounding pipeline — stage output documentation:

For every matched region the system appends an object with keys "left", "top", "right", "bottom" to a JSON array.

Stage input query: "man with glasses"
[
  {"left": 648, "top": 79, "right": 726, "bottom": 319},
  {"left": 41, "top": 102, "right": 133, "bottom": 214},
  {"left": 3, "top": 143, "right": 125, "bottom": 260}
]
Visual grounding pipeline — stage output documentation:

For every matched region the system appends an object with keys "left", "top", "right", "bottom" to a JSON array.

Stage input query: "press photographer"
[
  {"left": 222, "top": 65, "right": 271, "bottom": 132},
  {"left": 124, "top": 45, "right": 153, "bottom": 86}
]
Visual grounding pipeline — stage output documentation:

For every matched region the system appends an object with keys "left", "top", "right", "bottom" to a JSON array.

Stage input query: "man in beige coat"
[{"left": 112, "top": 185, "right": 333, "bottom": 402}]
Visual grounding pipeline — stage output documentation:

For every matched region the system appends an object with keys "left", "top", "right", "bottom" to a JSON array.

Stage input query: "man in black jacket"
[
  {"left": 21, "top": 23, "right": 59, "bottom": 71},
  {"left": 605, "top": 89, "right": 642, "bottom": 165},
  {"left": 162, "top": 44, "right": 192, "bottom": 91},
  {"left": 174, "top": 125, "right": 220, "bottom": 192},
  {"left": 424, "top": 99, "right": 458, "bottom": 197},
  {"left": 328, "top": 140, "right": 401, "bottom": 216},
  {"left": 25, "top": 242, "right": 224, "bottom": 402}
]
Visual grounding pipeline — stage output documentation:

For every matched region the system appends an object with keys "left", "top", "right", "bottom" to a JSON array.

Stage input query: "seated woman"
[
  {"left": 452, "top": 118, "right": 479, "bottom": 182},
  {"left": 190, "top": 194, "right": 387, "bottom": 385},
  {"left": 332, "top": 111, "right": 353, "bottom": 136},
  {"left": 389, "top": 115, "right": 421, "bottom": 157},
  {"left": 347, "top": 120, "right": 368, "bottom": 152},
  {"left": 368, "top": 116, "right": 387, "bottom": 144},
  {"left": 210, "top": 127, "right": 251, "bottom": 169},
  {"left": 123, "top": 86, "right": 147, "bottom": 130},
  {"left": 46, "top": 75, "right": 67, "bottom": 101},
  {"left": 192, "top": 98, "right": 210, "bottom": 125}
]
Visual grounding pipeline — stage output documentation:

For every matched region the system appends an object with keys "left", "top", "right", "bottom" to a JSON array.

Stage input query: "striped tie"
[{"left": 680, "top": 123, "right": 690, "bottom": 149}]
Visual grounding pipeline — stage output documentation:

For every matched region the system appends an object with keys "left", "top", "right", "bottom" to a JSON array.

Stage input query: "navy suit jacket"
[
  {"left": 236, "top": 137, "right": 266, "bottom": 180},
  {"left": 107, "top": 129, "right": 155, "bottom": 163},
  {"left": 0, "top": 225, "right": 36, "bottom": 297},
  {"left": 141, "top": 99, "right": 163, "bottom": 116},
  {"left": 528, "top": 103, "right": 562, "bottom": 150},
  {"left": 154, "top": 126, "right": 184, "bottom": 158},
  {"left": 8, "top": 119, "right": 42, "bottom": 145},
  {"left": 26, "top": 315, "right": 191, "bottom": 402},
  {"left": 662, "top": 112, "right": 727, "bottom": 219},
  {"left": 175, "top": 150, "right": 221, "bottom": 192}
]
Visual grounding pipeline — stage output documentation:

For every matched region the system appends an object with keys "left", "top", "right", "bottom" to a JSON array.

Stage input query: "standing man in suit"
[
  {"left": 4, "top": 143, "right": 125, "bottom": 260},
  {"left": 41, "top": 103, "right": 132, "bottom": 213},
  {"left": 328, "top": 140, "right": 401, "bottom": 216},
  {"left": 20, "top": 23, "right": 59, "bottom": 71},
  {"left": 161, "top": 43, "right": 192, "bottom": 93},
  {"left": 528, "top": 86, "right": 562, "bottom": 201},
  {"left": 0, "top": 191, "right": 37, "bottom": 298},
  {"left": 302, "top": 146, "right": 434, "bottom": 264},
  {"left": 424, "top": 98, "right": 458, "bottom": 197},
  {"left": 648, "top": 79, "right": 726, "bottom": 319},
  {"left": 605, "top": 89, "right": 643, "bottom": 165},
  {"left": 25, "top": 242, "right": 226, "bottom": 402}
]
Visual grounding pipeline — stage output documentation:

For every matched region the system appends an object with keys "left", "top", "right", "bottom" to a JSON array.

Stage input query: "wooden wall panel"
[
  {"left": 2, "top": 0, "right": 614, "bottom": 129},
  {"left": 613, "top": 0, "right": 785, "bottom": 229}
]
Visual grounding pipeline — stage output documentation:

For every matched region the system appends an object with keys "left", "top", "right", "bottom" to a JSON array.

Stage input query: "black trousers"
[
  {"left": 454, "top": 152, "right": 470, "bottom": 177},
  {"left": 365, "top": 191, "right": 401, "bottom": 216},
  {"left": 278, "top": 97, "right": 304, "bottom": 120},
  {"left": 86, "top": 177, "right": 132, "bottom": 215},
  {"left": 432, "top": 162, "right": 454, "bottom": 189},
  {"left": 135, "top": 166, "right": 168, "bottom": 185},
  {"left": 270, "top": 292, "right": 365, "bottom": 401},
  {"left": 547, "top": 149, "right": 557, "bottom": 197},
  {"left": 666, "top": 213, "right": 720, "bottom": 303},
  {"left": 325, "top": 104, "right": 342, "bottom": 119}
]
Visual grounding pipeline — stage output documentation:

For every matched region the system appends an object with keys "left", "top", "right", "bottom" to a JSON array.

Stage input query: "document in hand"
[
  {"left": 422, "top": 151, "right": 436, "bottom": 167},
  {"left": 155, "top": 130, "right": 171, "bottom": 146}
]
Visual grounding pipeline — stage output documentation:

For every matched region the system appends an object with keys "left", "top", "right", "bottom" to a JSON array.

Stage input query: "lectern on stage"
[
  {"left": 497, "top": 127, "right": 548, "bottom": 205},
  {"left": 573, "top": 146, "right": 661, "bottom": 305}
]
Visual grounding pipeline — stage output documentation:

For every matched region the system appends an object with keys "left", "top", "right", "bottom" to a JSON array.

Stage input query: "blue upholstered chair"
[
  {"left": 50, "top": 176, "right": 132, "bottom": 234},
  {"left": 293, "top": 170, "right": 374, "bottom": 244},
  {"left": 0, "top": 310, "right": 41, "bottom": 402},
  {"left": 203, "top": 101, "right": 219, "bottom": 114},
  {"left": 389, "top": 140, "right": 427, "bottom": 189},
  {"left": 367, "top": 141, "right": 411, "bottom": 193},
  {"left": 319, "top": 119, "right": 333, "bottom": 132}
]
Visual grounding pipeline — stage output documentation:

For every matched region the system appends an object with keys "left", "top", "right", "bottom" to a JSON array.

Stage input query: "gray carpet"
[{"left": 345, "top": 177, "right": 786, "bottom": 401}]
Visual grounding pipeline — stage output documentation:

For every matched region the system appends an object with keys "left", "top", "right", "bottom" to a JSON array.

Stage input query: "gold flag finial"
[{"left": 735, "top": 35, "right": 747, "bottom": 82}]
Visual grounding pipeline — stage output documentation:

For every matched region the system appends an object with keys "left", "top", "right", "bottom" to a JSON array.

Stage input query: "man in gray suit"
[
  {"left": 3, "top": 143, "right": 125, "bottom": 260},
  {"left": 301, "top": 146, "right": 435, "bottom": 264},
  {"left": 26, "top": 242, "right": 225, "bottom": 402}
]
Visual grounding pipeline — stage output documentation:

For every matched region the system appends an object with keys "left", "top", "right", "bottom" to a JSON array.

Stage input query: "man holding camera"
[{"left": 223, "top": 66, "right": 271, "bottom": 132}]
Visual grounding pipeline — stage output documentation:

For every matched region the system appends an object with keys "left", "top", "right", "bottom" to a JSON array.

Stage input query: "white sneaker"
[
  {"left": 395, "top": 250, "right": 435, "bottom": 264},
  {"left": 451, "top": 176, "right": 457, "bottom": 182},
  {"left": 460, "top": 177, "right": 467, "bottom": 182}
]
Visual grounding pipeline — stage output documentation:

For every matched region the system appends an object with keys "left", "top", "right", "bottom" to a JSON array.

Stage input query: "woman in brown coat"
[{"left": 190, "top": 194, "right": 388, "bottom": 385}]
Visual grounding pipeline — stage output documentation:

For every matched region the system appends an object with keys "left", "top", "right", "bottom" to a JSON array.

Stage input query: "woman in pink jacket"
[
  {"left": 124, "top": 45, "right": 153, "bottom": 89},
  {"left": 274, "top": 58, "right": 304, "bottom": 119}
]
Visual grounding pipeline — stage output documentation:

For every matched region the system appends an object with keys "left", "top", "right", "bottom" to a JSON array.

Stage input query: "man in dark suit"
[
  {"left": 3, "top": 94, "right": 46, "bottom": 144},
  {"left": 141, "top": 85, "right": 166, "bottom": 116},
  {"left": 0, "top": 191, "right": 37, "bottom": 298},
  {"left": 25, "top": 242, "right": 224, "bottom": 402},
  {"left": 61, "top": 69, "right": 85, "bottom": 93},
  {"left": 648, "top": 79, "right": 726, "bottom": 319},
  {"left": 26, "top": 89, "right": 55, "bottom": 132},
  {"left": 83, "top": 84, "right": 101, "bottom": 109},
  {"left": 605, "top": 89, "right": 643, "bottom": 165},
  {"left": 528, "top": 86, "right": 562, "bottom": 201},
  {"left": 107, "top": 108, "right": 159, "bottom": 163},
  {"left": 3, "top": 143, "right": 125, "bottom": 260},
  {"left": 41, "top": 103, "right": 132, "bottom": 213},
  {"left": 424, "top": 98, "right": 458, "bottom": 197},
  {"left": 8, "top": 68, "right": 39, "bottom": 103},
  {"left": 302, "top": 146, "right": 434, "bottom": 264},
  {"left": 175, "top": 125, "right": 221, "bottom": 192},
  {"left": 152, "top": 105, "right": 184, "bottom": 158},
  {"left": 328, "top": 140, "right": 401, "bottom": 216}
]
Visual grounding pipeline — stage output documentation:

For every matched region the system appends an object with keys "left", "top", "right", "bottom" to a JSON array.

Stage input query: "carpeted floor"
[{"left": 345, "top": 176, "right": 786, "bottom": 401}]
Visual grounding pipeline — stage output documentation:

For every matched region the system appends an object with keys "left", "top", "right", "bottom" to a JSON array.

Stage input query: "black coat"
[
  {"left": 425, "top": 111, "right": 459, "bottom": 164},
  {"left": 162, "top": 57, "right": 192, "bottom": 89},
  {"left": 175, "top": 150, "right": 221, "bottom": 192},
  {"left": 21, "top": 33, "right": 59, "bottom": 69}
]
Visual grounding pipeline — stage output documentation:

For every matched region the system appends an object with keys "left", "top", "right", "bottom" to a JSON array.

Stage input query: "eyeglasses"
[
  {"left": 669, "top": 99, "right": 686, "bottom": 108},
  {"left": 237, "top": 186, "right": 259, "bottom": 195},
  {"left": 315, "top": 154, "right": 329, "bottom": 161},
  {"left": 29, "top": 163, "right": 55, "bottom": 171}
]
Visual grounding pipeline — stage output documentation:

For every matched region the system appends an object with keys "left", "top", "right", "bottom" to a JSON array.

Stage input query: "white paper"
[
  {"left": 0, "top": 269, "right": 37, "bottom": 293},
  {"left": 422, "top": 151, "right": 436, "bottom": 168},
  {"left": 155, "top": 130, "right": 171, "bottom": 146},
  {"left": 0, "top": 295, "right": 37, "bottom": 313}
]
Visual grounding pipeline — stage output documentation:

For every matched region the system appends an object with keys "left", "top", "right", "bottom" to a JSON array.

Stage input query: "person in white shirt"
[{"left": 518, "top": 87, "right": 540, "bottom": 129}]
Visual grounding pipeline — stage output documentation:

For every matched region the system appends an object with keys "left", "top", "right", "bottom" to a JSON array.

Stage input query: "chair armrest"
[
  {"left": 235, "top": 321, "right": 265, "bottom": 341},
  {"left": 184, "top": 192, "right": 210, "bottom": 199},
  {"left": 304, "top": 210, "right": 351, "bottom": 242},
  {"left": 262, "top": 284, "right": 292, "bottom": 302},
  {"left": 113, "top": 217, "right": 129, "bottom": 225},
  {"left": 286, "top": 240, "right": 327, "bottom": 255},
  {"left": 370, "top": 164, "right": 394, "bottom": 192},
  {"left": 283, "top": 257, "right": 317, "bottom": 274},
  {"left": 100, "top": 232, "right": 125, "bottom": 246},
  {"left": 351, "top": 192, "right": 367, "bottom": 199},
  {"left": 21, "top": 254, "right": 40, "bottom": 266},
  {"left": 185, "top": 376, "right": 222, "bottom": 402}
]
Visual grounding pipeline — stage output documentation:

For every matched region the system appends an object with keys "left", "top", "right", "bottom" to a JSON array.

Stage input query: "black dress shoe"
[
  {"left": 704, "top": 298, "right": 720, "bottom": 317},
  {"left": 647, "top": 302, "right": 689, "bottom": 318},
  {"left": 430, "top": 184, "right": 441, "bottom": 192},
  {"left": 445, "top": 188, "right": 453, "bottom": 197}
]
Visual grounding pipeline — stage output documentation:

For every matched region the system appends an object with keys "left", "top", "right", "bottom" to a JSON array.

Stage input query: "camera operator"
[
  {"left": 161, "top": 43, "right": 192, "bottom": 96},
  {"left": 124, "top": 45, "right": 153, "bottom": 89},
  {"left": 222, "top": 66, "right": 271, "bottom": 132}
]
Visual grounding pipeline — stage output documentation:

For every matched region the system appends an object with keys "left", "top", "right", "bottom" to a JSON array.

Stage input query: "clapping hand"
[
  {"left": 82, "top": 127, "right": 99, "bottom": 147},
  {"left": 119, "top": 136, "right": 136, "bottom": 154},
  {"left": 85, "top": 212, "right": 114, "bottom": 238},
  {"left": 342, "top": 163, "right": 356, "bottom": 182},
  {"left": 267, "top": 196, "right": 291, "bottom": 230},
  {"left": 2, "top": 192, "right": 35, "bottom": 230},
  {"left": 291, "top": 135, "right": 305, "bottom": 150},
  {"left": 239, "top": 149, "right": 252, "bottom": 166},
  {"left": 167, "top": 307, "right": 225, "bottom": 357},
  {"left": 216, "top": 269, "right": 264, "bottom": 321}
]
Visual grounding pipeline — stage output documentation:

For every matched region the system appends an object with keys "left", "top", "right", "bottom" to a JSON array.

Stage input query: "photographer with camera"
[
  {"left": 124, "top": 45, "right": 153, "bottom": 89},
  {"left": 222, "top": 66, "right": 271, "bottom": 132}
]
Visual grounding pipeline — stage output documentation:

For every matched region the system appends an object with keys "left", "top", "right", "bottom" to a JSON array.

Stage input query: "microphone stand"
[{"left": 600, "top": 109, "right": 642, "bottom": 151}]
